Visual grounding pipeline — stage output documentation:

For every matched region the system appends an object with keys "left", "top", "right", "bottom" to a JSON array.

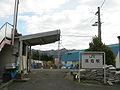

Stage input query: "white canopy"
[{"left": 19, "top": 30, "right": 60, "bottom": 46}]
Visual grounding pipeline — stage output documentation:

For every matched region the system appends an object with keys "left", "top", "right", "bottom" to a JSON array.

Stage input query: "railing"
[
  {"left": 0, "top": 22, "right": 13, "bottom": 51},
  {"left": 0, "top": 22, "right": 13, "bottom": 43}
]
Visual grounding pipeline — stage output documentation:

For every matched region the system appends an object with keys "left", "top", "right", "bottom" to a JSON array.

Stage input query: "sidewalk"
[
  {"left": 0, "top": 79, "right": 13, "bottom": 90},
  {"left": 0, "top": 74, "right": 30, "bottom": 90}
]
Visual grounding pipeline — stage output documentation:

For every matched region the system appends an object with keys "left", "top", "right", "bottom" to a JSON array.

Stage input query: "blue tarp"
[
  {"left": 31, "top": 64, "right": 36, "bottom": 68},
  {"left": 63, "top": 64, "right": 77, "bottom": 69},
  {"left": 11, "top": 71, "right": 18, "bottom": 78},
  {"left": 64, "top": 64, "right": 71, "bottom": 67}
]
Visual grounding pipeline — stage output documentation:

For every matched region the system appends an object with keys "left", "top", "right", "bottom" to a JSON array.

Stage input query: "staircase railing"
[{"left": 0, "top": 22, "right": 13, "bottom": 51}]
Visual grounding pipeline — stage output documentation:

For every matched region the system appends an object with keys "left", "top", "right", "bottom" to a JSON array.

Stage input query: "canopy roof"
[{"left": 19, "top": 30, "right": 60, "bottom": 46}]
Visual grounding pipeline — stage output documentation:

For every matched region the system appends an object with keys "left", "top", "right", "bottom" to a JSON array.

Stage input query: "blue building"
[
  {"left": 60, "top": 44, "right": 119, "bottom": 67},
  {"left": 60, "top": 50, "right": 84, "bottom": 65},
  {"left": 108, "top": 44, "right": 120, "bottom": 69},
  {"left": 108, "top": 44, "right": 119, "bottom": 57}
]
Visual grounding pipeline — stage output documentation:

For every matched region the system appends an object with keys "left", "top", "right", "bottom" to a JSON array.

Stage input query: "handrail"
[
  {"left": 0, "top": 22, "right": 13, "bottom": 43},
  {"left": 0, "top": 22, "right": 7, "bottom": 31},
  {"left": 0, "top": 22, "right": 13, "bottom": 51},
  {"left": 0, "top": 22, "right": 13, "bottom": 31}
]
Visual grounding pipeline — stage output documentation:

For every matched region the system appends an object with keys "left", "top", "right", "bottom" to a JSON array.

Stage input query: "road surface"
[{"left": 5, "top": 69, "right": 120, "bottom": 90}]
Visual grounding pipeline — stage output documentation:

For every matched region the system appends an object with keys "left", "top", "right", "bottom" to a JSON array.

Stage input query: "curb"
[{"left": 0, "top": 79, "right": 13, "bottom": 90}]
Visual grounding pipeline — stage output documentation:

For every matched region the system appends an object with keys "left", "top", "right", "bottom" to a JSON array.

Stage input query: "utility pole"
[
  {"left": 12, "top": 0, "right": 19, "bottom": 45},
  {"left": 57, "top": 31, "right": 61, "bottom": 69},
  {"left": 97, "top": 7, "right": 101, "bottom": 41},
  {"left": 57, "top": 40, "right": 60, "bottom": 69},
  {"left": 92, "top": 7, "right": 102, "bottom": 41}
]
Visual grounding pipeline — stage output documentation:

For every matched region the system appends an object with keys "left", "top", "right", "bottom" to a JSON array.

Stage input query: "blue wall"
[
  {"left": 60, "top": 44, "right": 119, "bottom": 62},
  {"left": 60, "top": 50, "right": 84, "bottom": 61},
  {"left": 108, "top": 44, "right": 119, "bottom": 57}
]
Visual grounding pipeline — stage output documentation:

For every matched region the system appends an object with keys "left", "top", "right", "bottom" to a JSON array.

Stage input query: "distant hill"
[
  {"left": 32, "top": 48, "right": 78, "bottom": 57},
  {"left": 32, "top": 44, "right": 119, "bottom": 59}
]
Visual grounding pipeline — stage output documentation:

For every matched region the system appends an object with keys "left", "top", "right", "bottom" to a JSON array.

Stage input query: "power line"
[
  {"left": 62, "top": 35, "right": 93, "bottom": 37},
  {"left": 60, "top": 41, "right": 66, "bottom": 49},
  {"left": 59, "top": 35, "right": 67, "bottom": 49},
  {"left": 86, "top": 15, "right": 97, "bottom": 26},
  {"left": 100, "top": 0, "right": 106, "bottom": 8},
  {"left": 60, "top": 35, "right": 65, "bottom": 48},
  {"left": 87, "top": 0, "right": 106, "bottom": 27}
]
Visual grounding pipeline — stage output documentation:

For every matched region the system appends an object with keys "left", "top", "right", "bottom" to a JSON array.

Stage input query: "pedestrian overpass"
[{"left": 0, "top": 22, "right": 60, "bottom": 76}]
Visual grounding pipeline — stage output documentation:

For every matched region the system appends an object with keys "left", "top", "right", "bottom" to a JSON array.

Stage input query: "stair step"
[{"left": 0, "top": 38, "right": 12, "bottom": 52}]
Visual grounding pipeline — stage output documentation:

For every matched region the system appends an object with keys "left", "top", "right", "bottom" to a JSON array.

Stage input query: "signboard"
[{"left": 81, "top": 52, "right": 105, "bottom": 68}]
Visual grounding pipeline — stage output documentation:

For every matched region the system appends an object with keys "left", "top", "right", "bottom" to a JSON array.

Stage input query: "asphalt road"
[{"left": 5, "top": 69, "right": 120, "bottom": 90}]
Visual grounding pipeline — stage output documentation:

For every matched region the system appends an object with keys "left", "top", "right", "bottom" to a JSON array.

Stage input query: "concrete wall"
[
  {"left": 0, "top": 38, "right": 19, "bottom": 76},
  {"left": 0, "top": 45, "right": 15, "bottom": 75}
]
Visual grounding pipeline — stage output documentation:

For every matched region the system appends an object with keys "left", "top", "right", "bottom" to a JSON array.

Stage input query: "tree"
[
  {"left": 32, "top": 50, "right": 39, "bottom": 60},
  {"left": 86, "top": 36, "right": 115, "bottom": 66},
  {"left": 31, "top": 49, "right": 54, "bottom": 61},
  {"left": 40, "top": 54, "right": 54, "bottom": 61}
]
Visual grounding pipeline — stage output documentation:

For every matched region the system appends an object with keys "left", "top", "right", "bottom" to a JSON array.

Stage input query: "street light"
[{"left": 92, "top": 22, "right": 98, "bottom": 26}]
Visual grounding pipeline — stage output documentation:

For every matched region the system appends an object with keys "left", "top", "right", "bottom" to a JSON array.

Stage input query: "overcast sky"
[{"left": 0, "top": 0, "right": 120, "bottom": 50}]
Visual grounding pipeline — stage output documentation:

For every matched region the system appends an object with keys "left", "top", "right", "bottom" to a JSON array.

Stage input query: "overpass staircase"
[{"left": 0, "top": 22, "right": 13, "bottom": 52}]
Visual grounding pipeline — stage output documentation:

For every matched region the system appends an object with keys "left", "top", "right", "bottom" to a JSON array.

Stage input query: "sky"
[{"left": 0, "top": 0, "right": 120, "bottom": 50}]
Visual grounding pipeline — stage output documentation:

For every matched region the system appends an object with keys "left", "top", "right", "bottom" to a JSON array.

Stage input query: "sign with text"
[{"left": 81, "top": 52, "right": 105, "bottom": 68}]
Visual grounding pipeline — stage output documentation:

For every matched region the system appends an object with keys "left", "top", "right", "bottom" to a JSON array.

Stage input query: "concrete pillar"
[
  {"left": 19, "top": 40, "right": 23, "bottom": 71},
  {"left": 29, "top": 46, "right": 32, "bottom": 71},
  {"left": 26, "top": 45, "right": 29, "bottom": 72}
]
